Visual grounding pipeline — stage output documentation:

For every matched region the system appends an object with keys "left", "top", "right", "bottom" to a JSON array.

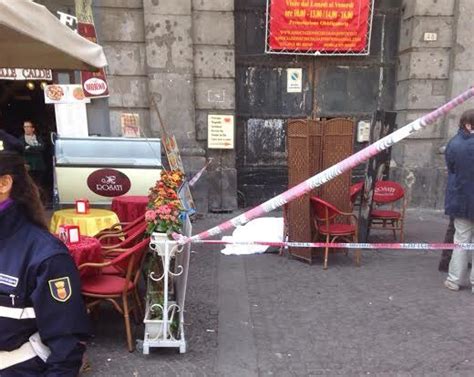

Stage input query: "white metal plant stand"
[{"left": 142, "top": 218, "right": 191, "bottom": 354}]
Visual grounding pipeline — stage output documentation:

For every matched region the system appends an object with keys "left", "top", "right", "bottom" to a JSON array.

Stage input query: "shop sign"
[
  {"left": 87, "top": 169, "right": 131, "bottom": 197},
  {"left": 163, "top": 135, "right": 185, "bottom": 172},
  {"left": 44, "top": 84, "right": 90, "bottom": 104},
  {"left": 83, "top": 77, "right": 108, "bottom": 96},
  {"left": 208, "top": 115, "right": 235, "bottom": 149},
  {"left": 75, "top": 0, "right": 109, "bottom": 98},
  {"left": 266, "top": 0, "right": 374, "bottom": 55},
  {"left": 0, "top": 68, "right": 52, "bottom": 81},
  {"left": 57, "top": 11, "right": 77, "bottom": 32}
]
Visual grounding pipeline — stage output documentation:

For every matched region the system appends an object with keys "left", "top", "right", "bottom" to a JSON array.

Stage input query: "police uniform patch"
[
  {"left": 0, "top": 273, "right": 19, "bottom": 287},
  {"left": 48, "top": 277, "right": 72, "bottom": 302}
]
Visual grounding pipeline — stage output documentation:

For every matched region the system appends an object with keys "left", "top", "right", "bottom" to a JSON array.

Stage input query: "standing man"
[
  {"left": 20, "top": 120, "right": 46, "bottom": 187},
  {"left": 444, "top": 110, "right": 474, "bottom": 292}
]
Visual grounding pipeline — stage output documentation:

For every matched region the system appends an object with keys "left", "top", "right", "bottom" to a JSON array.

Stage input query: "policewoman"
[{"left": 0, "top": 130, "right": 90, "bottom": 376}]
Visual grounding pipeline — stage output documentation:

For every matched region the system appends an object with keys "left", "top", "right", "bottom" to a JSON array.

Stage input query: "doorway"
[{"left": 0, "top": 80, "right": 56, "bottom": 204}]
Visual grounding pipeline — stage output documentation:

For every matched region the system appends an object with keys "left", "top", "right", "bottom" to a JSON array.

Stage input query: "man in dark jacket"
[{"left": 444, "top": 110, "right": 474, "bottom": 292}]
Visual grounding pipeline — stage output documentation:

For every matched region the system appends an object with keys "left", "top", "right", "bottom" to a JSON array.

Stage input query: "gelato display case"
[{"left": 54, "top": 136, "right": 162, "bottom": 205}]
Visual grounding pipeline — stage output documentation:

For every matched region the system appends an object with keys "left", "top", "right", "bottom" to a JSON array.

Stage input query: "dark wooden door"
[
  {"left": 235, "top": 0, "right": 314, "bottom": 207},
  {"left": 235, "top": 0, "right": 402, "bottom": 207}
]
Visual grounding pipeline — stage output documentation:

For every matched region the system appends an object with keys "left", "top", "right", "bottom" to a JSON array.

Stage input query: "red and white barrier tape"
[
  {"left": 189, "top": 158, "right": 213, "bottom": 187},
  {"left": 181, "top": 87, "right": 474, "bottom": 244},
  {"left": 189, "top": 239, "right": 474, "bottom": 250}
]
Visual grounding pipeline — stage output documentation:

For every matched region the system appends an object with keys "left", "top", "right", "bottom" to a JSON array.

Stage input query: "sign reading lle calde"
[
  {"left": 0, "top": 68, "right": 52, "bottom": 81},
  {"left": 208, "top": 115, "right": 235, "bottom": 149}
]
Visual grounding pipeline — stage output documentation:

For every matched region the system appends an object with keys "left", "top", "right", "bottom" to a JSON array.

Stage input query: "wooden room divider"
[{"left": 286, "top": 118, "right": 355, "bottom": 263}]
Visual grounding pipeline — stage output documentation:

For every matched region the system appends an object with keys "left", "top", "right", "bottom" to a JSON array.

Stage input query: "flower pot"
[
  {"left": 152, "top": 232, "right": 169, "bottom": 242},
  {"left": 150, "top": 232, "right": 179, "bottom": 257},
  {"left": 144, "top": 299, "right": 178, "bottom": 340}
]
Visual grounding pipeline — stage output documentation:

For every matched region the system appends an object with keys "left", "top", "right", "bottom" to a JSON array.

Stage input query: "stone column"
[
  {"left": 394, "top": 0, "right": 455, "bottom": 208},
  {"left": 143, "top": 0, "right": 208, "bottom": 212},
  {"left": 193, "top": 0, "right": 237, "bottom": 211},
  {"left": 445, "top": 0, "right": 474, "bottom": 137}
]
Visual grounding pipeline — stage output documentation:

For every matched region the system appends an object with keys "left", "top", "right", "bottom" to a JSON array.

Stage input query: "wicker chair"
[{"left": 310, "top": 196, "right": 360, "bottom": 270}]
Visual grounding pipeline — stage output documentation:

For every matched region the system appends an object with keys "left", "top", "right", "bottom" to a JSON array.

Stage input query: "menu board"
[{"left": 207, "top": 114, "right": 235, "bottom": 150}]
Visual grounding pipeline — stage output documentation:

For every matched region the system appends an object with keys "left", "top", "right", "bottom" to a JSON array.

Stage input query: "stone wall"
[
  {"left": 94, "top": 0, "right": 237, "bottom": 213},
  {"left": 94, "top": 1, "right": 150, "bottom": 138},
  {"left": 394, "top": 0, "right": 474, "bottom": 209}
]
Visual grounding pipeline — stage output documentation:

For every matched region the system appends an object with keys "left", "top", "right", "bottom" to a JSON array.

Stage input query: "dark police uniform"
[{"left": 0, "top": 130, "right": 90, "bottom": 376}]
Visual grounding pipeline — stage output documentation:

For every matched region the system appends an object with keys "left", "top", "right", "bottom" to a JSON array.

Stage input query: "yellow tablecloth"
[{"left": 49, "top": 209, "right": 120, "bottom": 237}]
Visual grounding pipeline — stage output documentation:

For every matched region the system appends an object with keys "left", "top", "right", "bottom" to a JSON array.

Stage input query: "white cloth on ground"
[{"left": 220, "top": 217, "right": 284, "bottom": 256}]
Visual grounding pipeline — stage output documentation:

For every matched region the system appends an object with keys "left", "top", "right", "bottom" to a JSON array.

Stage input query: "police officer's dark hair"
[
  {"left": 459, "top": 109, "right": 474, "bottom": 129},
  {"left": 0, "top": 154, "right": 47, "bottom": 230}
]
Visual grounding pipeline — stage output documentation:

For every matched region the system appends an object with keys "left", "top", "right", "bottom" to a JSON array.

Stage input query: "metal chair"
[
  {"left": 368, "top": 181, "right": 406, "bottom": 242},
  {"left": 310, "top": 196, "right": 360, "bottom": 270},
  {"left": 350, "top": 181, "right": 364, "bottom": 209}
]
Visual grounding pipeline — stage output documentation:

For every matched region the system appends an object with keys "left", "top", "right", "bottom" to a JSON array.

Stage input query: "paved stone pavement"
[{"left": 81, "top": 209, "right": 474, "bottom": 377}]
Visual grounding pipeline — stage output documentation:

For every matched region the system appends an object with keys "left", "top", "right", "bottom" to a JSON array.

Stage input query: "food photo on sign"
[{"left": 44, "top": 84, "right": 90, "bottom": 104}]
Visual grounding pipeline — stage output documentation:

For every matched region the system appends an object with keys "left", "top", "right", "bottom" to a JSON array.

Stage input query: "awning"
[{"left": 0, "top": 0, "right": 107, "bottom": 71}]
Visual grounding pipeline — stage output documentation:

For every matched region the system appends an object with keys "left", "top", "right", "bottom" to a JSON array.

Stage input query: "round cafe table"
[
  {"left": 111, "top": 195, "right": 148, "bottom": 222},
  {"left": 65, "top": 236, "right": 103, "bottom": 278},
  {"left": 50, "top": 208, "right": 120, "bottom": 237}
]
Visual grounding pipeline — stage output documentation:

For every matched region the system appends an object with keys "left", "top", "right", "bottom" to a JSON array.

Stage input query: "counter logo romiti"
[{"left": 87, "top": 169, "right": 131, "bottom": 197}]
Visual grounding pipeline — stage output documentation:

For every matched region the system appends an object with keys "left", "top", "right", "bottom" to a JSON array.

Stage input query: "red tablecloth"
[
  {"left": 66, "top": 236, "right": 103, "bottom": 278},
  {"left": 111, "top": 195, "right": 149, "bottom": 222}
]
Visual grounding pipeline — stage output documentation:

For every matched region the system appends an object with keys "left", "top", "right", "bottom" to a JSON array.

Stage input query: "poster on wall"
[
  {"left": 75, "top": 0, "right": 109, "bottom": 98},
  {"left": 266, "top": 0, "right": 374, "bottom": 56},
  {"left": 120, "top": 113, "right": 141, "bottom": 137},
  {"left": 286, "top": 68, "right": 303, "bottom": 93},
  {"left": 207, "top": 115, "right": 235, "bottom": 149}
]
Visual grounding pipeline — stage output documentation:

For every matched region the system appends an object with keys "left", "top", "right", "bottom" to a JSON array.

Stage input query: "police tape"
[
  {"left": 189, "top": 158, "right": 213, "bottom": 187},
  {"left": 189, "top": 239, "right": 474, "bottom": 250},
  {"left": 184, "top": 86, "right": 474, "bottom": 244}
]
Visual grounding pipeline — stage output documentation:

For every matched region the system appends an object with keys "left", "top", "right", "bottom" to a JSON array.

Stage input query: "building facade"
[
  {"left": 394, "top": 0, "right": 474, "bottom": 209},
  {"left": 32, "top": 0, "right": 474, "bottom": 212}
]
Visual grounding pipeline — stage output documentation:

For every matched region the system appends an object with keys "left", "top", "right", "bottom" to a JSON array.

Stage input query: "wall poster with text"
[{"left": 266, "top": 0, "right": 374, "bottom": 56}]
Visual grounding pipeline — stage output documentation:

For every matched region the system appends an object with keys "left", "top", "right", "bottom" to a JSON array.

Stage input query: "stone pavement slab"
[{"left": 81, "top": 209, "right": 474, "bottom": 376}]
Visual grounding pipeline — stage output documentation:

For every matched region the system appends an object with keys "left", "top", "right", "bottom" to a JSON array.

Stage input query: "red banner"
[
  {"left": 268, "top": 0, "right": 372, "bottom": 53},
  {"left": 77, "top": 23, "right": 109, "bottom": 98}
]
